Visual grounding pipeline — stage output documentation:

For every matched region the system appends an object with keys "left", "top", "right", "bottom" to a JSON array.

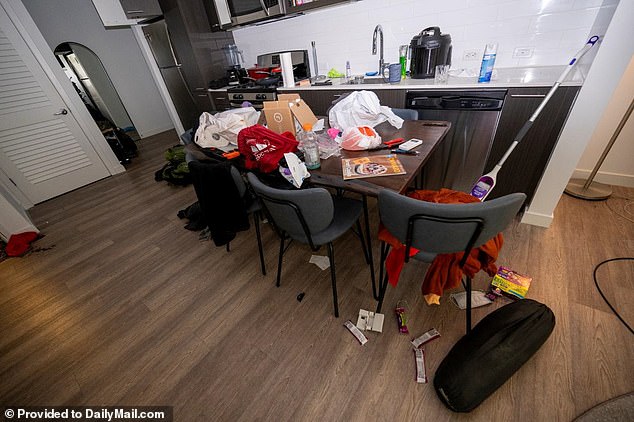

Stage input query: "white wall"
[
  {"left": 572, "top": 55, "right": 633, "bottom": 187},
  {"left": 522, "top": 0, "right": 633, "bottom": 226},
  {"left": 233, "top": 0, "right": 618, "bottom": 75},
  {"left": 21, "top": 0, "right": 173, "bottom": 138},
  {"left": 0, "top": 184, "right": 37, "bottom": 242}
]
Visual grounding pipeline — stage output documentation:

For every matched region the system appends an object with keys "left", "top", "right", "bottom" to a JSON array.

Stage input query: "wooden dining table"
[
  {"left": 308, "top": 119, "right": 451, "bottom": 196},
  {"left": 308, "top": 119, "right": 452, "bottom": 300}
]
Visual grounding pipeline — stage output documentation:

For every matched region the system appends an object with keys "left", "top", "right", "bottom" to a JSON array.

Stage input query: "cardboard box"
[
  {"left": 278, "top": 93, "right": 318, "bottom": 129},
  {"left": 263, "top": 100, "right": 296, "bottom": 135}
]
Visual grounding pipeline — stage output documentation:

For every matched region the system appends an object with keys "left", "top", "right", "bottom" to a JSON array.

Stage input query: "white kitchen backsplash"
[{"left": 232, "top": 0, "right": 618, "bottom": 76}]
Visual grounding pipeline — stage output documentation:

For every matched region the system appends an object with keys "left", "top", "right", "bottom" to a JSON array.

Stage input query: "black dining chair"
[
  {"left": 376, "top": 189, "right": 526, "bottom": 333},
  {"left": 391, "top": 108, "right": 419, "bottom": 120},
  {"left": 247, "top": 172, "right": 372, "bottom": 317}
]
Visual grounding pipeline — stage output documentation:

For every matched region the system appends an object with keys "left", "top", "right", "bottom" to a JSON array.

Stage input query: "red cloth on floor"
[
  {"left": 5, "top": 231, "right": 38, "bottom": 257},
  {"left": 377, "top": 189, "right": 503, "bottom": 304}
]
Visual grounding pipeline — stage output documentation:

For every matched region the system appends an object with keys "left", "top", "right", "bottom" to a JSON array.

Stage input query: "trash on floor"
[
  {"left": 488, "top": 266, "right": 533, "bottom": 300},
  {"left": 309, "top": 255, "right": 330, "bottom": 270},
  {"left": 411, "top": 328, "right": 441, "bottom": 349},
  {"left": 356, "top": 309, "right": 384, "bottom": 332},
  {"left": 450, "top": 290, "right": 493, "bottom": 310},
  {"left": 344, "top": 320, "right": 368, "bottom": 345},
  {"left": 396, "top": 300, "right": 409, "bottom": 334},
  {"left": 414, "top": 348, "right": 427, "bottom": 384}
]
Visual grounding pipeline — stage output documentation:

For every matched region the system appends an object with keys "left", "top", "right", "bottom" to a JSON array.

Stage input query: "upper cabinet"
[
  {"left": 286, "top": 0, "right": 357, "bottom": 15},
  {"left": 92, "top": 0, "right": 161, "bottom": 26},
  {"left": 203, "top": 0, "right": 359, "bottom": 31},
  {"left": 119, "top": 0, "right": 162, "bottom": 19}
]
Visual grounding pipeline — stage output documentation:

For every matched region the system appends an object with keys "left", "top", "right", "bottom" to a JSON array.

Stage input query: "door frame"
[{"left": 0, "top": 0, "right": 125, "bottom": 188}]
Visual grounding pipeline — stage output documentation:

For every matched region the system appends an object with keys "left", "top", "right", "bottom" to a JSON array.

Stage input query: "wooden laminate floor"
[{"left": 1, "top": 130, "right": 633, "bottom": 421}]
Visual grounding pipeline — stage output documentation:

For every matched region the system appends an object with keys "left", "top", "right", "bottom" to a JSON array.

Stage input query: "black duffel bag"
[{"left": 434, "top": 299, "right": 555, "bottom": 412}]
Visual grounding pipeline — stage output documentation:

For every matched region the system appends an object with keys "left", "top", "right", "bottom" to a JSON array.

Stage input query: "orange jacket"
[{"left": 378, "top": 189, "right": 503, "bottom": 305}]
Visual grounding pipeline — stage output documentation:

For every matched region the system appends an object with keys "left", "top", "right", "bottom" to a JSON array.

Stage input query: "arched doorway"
[{"left": 54, "top": 42, "right": 138, "bottom": 163}]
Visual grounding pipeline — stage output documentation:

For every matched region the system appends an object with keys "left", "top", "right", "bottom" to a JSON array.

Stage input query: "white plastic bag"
[
  {"left": 194, "top": 107, "right": 260, "bottom": 148},
  {"left": 340, "top": 126, "right": 382, "bottom": 151},
  {"left": 328, "top": 90, "right": 403, "bottom": 131}
]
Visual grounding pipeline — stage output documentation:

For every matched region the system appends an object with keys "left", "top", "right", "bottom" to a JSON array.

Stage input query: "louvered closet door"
[{"left": 0, "top": 7, "right": 109, "bottom": 204}]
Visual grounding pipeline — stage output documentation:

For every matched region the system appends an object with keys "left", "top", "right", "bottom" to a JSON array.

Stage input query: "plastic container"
[
  {"left": 300, "top": 123, "right": 320, "bottom": 169},
  {"left": 399, "top": 45, "right": 408, "bottom": 78},
  {"left": 478, "top": 43, "right": 498, "bottom": 83}
]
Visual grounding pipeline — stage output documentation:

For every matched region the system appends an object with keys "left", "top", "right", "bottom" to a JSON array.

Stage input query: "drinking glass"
[{"left": 435, "top": 65, "right": 450, "bottom": 84}]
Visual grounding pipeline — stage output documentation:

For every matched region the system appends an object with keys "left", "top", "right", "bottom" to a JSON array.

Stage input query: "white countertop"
[{"left": 278, "top": 66, "right": 585, "bottom": 91}]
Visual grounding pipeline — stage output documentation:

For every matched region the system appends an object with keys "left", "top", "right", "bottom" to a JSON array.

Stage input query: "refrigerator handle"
[
  {"left": 164, "top": 27, "right": 182, "bottom": 67},
  {"left": 176, "top": 67, "right": 198, "bottom": 104}
]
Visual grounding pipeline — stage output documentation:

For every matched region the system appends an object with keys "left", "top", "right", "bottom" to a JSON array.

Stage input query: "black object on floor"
[
  {"left": 104, "top": 128, "right": 137, "bottom": 164},
  {"left": 573, "top": 392, "right": 634, "bottom": 422},
  {"left": 434, "top": 299, "right": 555, "bottom": 412}
]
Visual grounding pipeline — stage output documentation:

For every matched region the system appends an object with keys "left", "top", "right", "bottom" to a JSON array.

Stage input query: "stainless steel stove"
[{"left": 227, "top": 84, "right": 278, "bottom": 109}]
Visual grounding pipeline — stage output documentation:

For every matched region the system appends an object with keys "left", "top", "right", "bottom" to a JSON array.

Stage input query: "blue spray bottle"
[{"left": 478, "top": 43, "right": 498, "bottom": 83}]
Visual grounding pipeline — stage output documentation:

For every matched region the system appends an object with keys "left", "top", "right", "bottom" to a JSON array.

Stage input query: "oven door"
[
  {"left": 229, "top": 99, "right": 266, "bottom": 110},
  {"left": 222, "top": 0, "right": 285, "bottom": 26}
]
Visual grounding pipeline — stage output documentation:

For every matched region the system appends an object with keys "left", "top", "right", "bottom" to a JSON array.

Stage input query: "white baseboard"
[
  {"left": 520, "top": 210, "right": 553, "bottom": 228},
  {"left": 572, "top": 169, "right": 634, "bottom": 188},
  {"left": 137, "top": 124, "right": 176, "bottom": 139}
]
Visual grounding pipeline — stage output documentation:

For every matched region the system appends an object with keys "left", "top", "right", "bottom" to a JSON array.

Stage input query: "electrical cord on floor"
[{"left": 593, "top": 257, "right": 634, "bottom": 335}]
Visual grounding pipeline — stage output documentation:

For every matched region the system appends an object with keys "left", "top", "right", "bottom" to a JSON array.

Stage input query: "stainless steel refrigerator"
[{"left": 142, "top": 20, "right": 200, "bottom": 130}]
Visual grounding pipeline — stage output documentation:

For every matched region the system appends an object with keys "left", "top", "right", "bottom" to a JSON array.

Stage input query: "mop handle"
[{"left": 496, "top": 35, "right": 600, "bottom": 168}]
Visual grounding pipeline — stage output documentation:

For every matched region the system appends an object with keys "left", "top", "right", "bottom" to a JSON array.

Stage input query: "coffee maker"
[
  {"left": 222, "top": 44, "right": 248, "bottom": 85},
  {"left": 409, "top": 27, "right": 452, "bottom": 79}
]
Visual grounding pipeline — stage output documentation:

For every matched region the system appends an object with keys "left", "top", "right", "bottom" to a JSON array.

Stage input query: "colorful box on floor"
[{"left": 490, "top": 266, "right": 532, "bottom": 299}]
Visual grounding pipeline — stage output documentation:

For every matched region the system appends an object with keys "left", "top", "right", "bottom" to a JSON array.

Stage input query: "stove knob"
[
  {"left": 233, "top": 94, "right": 244, "bottom": 100},
  {"left": 256, "top": 94, "right": 265, "bottom": 100}
]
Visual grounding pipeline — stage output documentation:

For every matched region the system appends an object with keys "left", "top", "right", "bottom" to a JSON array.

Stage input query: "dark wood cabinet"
[
  {"left": 159, "top": 0, "right": 235, "bottom": 115},
  {"left": 208, "top": 91, "right": 230, "bottom": 112},
  {"left": 119, "top": 0, "right": 162, "bottom": 19},
  {"left": 286, "top": 0, "right": 359, "bottom": 14},
  {"left": 484, "top": 86, "right": 580, "bottom": 204},
  {"left": 283, "top": 88, "right": 406, "bottom": 116}
]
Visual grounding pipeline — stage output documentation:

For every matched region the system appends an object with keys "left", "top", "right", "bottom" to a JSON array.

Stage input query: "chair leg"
[
  {"left": 327, "top": 242, "right": 339, "bottom": 318},
  {"left": 253, "top": 212, "right": 266, "bottom": 275},
  {"left": 376, "top": 271, "right": 389, "bottom": 314},
  {"left": 466, "top": 276, "right": 472, "bottom": 334},
  {"left": 276, "top": 236, "right": 285, "bottom": 287},
  {"left": 375, "top": 241, "right": 390, "bottom": 302},
  {"left": 356, "top": 219, "right": 370, "bottom": 265}
]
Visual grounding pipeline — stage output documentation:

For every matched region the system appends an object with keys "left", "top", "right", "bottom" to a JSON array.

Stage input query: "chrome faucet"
[{"left": 372, "top": 24, "right": 384, "bottom": 75}]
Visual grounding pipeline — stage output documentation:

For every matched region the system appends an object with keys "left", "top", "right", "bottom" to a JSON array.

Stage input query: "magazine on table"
[{"left": 341, "top": 154, "right": 406, "bottom": 180}]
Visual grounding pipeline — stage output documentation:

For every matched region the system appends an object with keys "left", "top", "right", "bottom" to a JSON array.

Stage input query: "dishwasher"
[{"left": 406, "top": 90, "right": 507, "bottom": 192}]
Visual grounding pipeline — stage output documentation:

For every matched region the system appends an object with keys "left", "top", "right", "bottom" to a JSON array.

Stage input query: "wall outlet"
[
  {"left": 463, "top": 49, "right": 479, "bottom": 61},
  {"left": 513, "top": 47, "right": 534, "bottom": 58}
]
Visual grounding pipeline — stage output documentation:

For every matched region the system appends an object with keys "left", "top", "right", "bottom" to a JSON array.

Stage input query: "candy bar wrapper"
[
  {"left": 415, "top": 348, "right": 427, "bottom": 383},
  {"left": 411, "top": 328, "right": 441, "bottom": 349},
  {"left": 396, "top": 306, "right": 409, "bottom": 334}
]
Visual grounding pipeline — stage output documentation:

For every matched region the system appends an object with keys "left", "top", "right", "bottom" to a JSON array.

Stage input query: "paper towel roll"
[{"left": 280, "top": 52, "right": 295, "bottom": 88}]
